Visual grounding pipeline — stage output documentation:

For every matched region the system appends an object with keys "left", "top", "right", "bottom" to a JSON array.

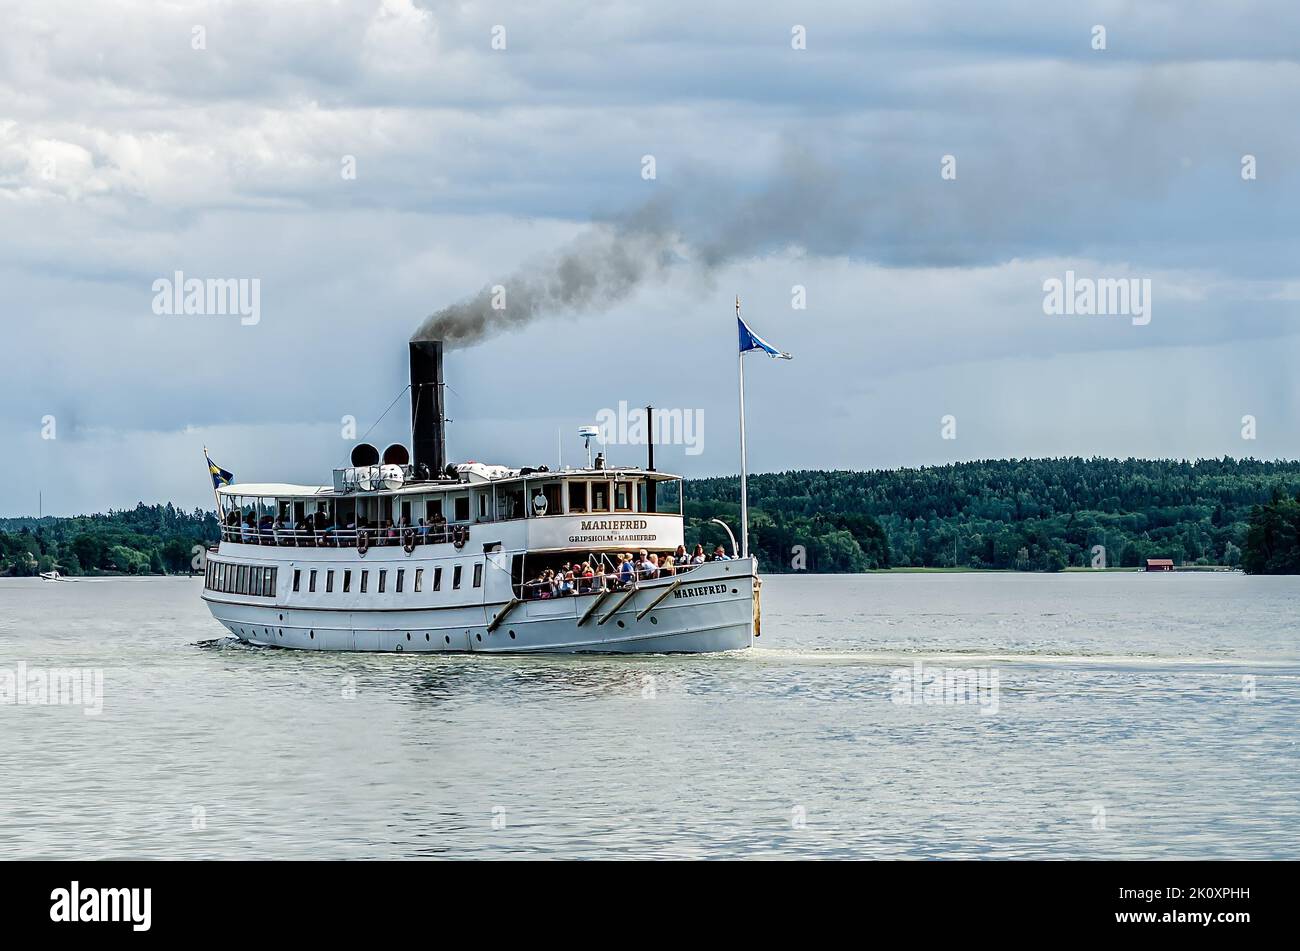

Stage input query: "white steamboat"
[{"left": 201, "top": 342, "right": 758, "bottom": 653}]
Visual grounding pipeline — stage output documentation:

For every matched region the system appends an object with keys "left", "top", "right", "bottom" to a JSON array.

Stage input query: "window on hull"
[{"left": 206, "top": 563, "right": 277, "bottom": 597}]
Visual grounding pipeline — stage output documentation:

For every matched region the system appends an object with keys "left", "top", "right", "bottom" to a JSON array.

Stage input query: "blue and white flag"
[
  {"left": 205, "top": 451, "right": 234, "bottom": 489},
  {"left": 738, "top": 315, "right": 793, "bottom": 360}
]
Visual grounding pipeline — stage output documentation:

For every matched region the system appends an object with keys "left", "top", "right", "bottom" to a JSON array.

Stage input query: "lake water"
[{"left": 1, "top": 572, "right": 1296, "bottom": 859}]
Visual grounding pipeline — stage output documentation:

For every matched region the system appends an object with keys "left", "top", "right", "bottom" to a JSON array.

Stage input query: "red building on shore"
[{"left": 1145, "top": 558, "right": 1175, "bottom": 572}]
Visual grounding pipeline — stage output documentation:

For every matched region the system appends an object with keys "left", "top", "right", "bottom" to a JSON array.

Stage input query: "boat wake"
[{"left": 742, "top": 647, "right": 1299, "bottom": 669}]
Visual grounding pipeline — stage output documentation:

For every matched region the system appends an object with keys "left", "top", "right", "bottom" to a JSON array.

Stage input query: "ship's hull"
[{"left": 204, "top": 559, "right": 757, "bottom": 654}]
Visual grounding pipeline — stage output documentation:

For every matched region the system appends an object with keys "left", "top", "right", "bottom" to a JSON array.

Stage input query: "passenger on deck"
[
  {"left": 580, "top": 562, "right": 596, "bottom": 593},
  {"left": 661, "top": 554, "right": 676, "bottom": 577},
  {"left": 691, "top": 544, "right": 706, "bottom": 565},
  {"left": 674, "top": 544, "right": 689, "bottom": 567},
  {"left": 618, "top": 553, "right": 636, "bottom": 588},
  {"left": 417, "top": 518, "right": 430, "bottom": 543},
  {"left": 241, "top": 514, "right": 257, "bottom": 544},
  {"left": 712, "top": 545, "right": 731, "bottom": 561},
  {"left": 384, "top": 520, "right": 398, "bottom": 545}
]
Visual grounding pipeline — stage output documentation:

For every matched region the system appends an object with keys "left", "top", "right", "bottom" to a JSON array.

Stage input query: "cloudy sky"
[{"left": 2, "top": 0, "right": 1298, "bottom": 515}]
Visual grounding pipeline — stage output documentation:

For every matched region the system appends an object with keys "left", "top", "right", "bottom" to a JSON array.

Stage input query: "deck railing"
[
  {"left": 219, "top": 525, "right": 458, "bottom": 548},
  {"left": 519, "top": 560, "right": 703, "bottom": 600}
]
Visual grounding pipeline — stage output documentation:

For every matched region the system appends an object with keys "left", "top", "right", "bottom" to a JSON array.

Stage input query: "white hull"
[{"left": 204, "top": 558, "right": 756, "bottom": 654}]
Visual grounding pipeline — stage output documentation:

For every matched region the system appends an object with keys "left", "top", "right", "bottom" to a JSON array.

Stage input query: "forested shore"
[{"left": 5, "top": 458, "right": 1300, "bottom": 576}]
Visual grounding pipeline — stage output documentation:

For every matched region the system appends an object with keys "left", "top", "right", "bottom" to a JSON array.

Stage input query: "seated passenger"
[
  {"left": 692, "top": 544, "right": 706, "bottom": 564},
  {"left": 713, "top": 545, "right": 731, "bottom": 561},
  {"left": 661, "top": 554, "right": 675, "bottom": 576},
  {"left": 674, "top": 544, "right": 689, "bottom": 567}
]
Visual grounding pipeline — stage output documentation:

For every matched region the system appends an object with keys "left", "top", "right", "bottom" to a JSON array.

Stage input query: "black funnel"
[{"left": 409, "top": 341, "right": 445, "bottom": 478}]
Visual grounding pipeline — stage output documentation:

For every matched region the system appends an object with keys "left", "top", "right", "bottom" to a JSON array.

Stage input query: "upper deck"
[{"left": 216, "top": 463, "right": 685, "bottom": 554}]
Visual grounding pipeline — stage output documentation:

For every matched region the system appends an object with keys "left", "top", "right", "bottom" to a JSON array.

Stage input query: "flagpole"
[{"left": 736, "top": 296, "right": 749, "bottom": 560}]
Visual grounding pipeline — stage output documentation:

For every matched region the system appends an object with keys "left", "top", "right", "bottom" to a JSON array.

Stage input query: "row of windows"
[
  {"left": 207, "top": 560, "right": 485, "bottom": 598},
  {"left": 289, "top": 562, "right": 483, "bottom": 596},
  {"left": 206, "top": 561, "right": 277, "bottom": 597}
]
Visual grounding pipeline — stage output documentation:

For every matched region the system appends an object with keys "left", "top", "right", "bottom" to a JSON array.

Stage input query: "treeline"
[
  {"left": 7, "top": 459, "right": 1300, "bottom": 577},
  {"left": 0, "top": 503, "right": 219, "bottom": 577},
  {"left": 684, "top": 457, "right": 1300, "bottom": 573},
  {"left": 1241, "top": 490, "right": 1300, "bottom": 574}
]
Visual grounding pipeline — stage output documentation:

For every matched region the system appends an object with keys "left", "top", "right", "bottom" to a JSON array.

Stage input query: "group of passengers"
[
  {"left": 226, "top": 509, "right": 452, "bottom": 547},
  {"left": 523, "top": 544, "right": 732, "bottom": 599}
]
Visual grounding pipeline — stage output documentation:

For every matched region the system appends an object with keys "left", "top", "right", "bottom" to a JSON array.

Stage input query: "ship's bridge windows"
[
  {"left": 567, "top": 481, "right": 588, "bottom": 513},
  {"left": 499, "top": 486, "right": 525, "bottom": 520},
  {"left": 478, "top": 493, "right": 489, "bottom": 520},
  {"left": 615, "top": 481, "right": 633, "bottom": 511},
  {"left": 591, "top": 481, "right": 611, "bottom": 512},
  {"left": 535, "top": 482, "right": 562, "bottom": 516},
  {"left": 425, "top": 498, "right": 443, "bottom": 521}
]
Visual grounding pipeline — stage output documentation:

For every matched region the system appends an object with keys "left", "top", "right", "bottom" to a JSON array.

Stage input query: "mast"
[{"left": 736, "top": 296, "right": 749, "bottom": 559}]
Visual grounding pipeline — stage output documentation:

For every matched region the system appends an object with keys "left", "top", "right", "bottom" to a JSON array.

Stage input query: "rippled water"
[{"left": 1, "top": 572, "right": 1296, "bottom": 859}]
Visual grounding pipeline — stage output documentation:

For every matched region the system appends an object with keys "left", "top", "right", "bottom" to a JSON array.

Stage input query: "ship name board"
[
  {"left": 567, "top": 518, "right": 658, "bottom": 545},
  {"left": 673, "top": 583, "right": 728, "bottom": 599}
]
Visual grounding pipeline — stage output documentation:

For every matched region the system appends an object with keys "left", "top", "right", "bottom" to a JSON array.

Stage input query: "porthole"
[
  {"left": 509, "top": 630, "right": 516, "bottom": 639},
  {"left": 278, "top": 629, "right": 283, "bottom": 637},
  {"left": 425, "top": 633, "right": 430, "bottom": 642},
  {"left": 309, "top": 631, "right": 315, "bottom": 640},
  {"left": 731, "top": 588, "right": 738, "bottom": 594},
  {"left": 476, "top": 633, "right": 482, "bottom": 642},
  {"left": 650, "top": 617, "right": 658, "bottom": 625},
  {"left": 279, "top": 614, "right": 283, "bottom": 621},
  {"left": 445, "top": 635, "right": 451, "bottom": 644},
  {"left": 406, "top": 632, "right": 411, "bottom": 641},
  {"left": 617, "top": 620, "right": 625, "bottom": 628}
]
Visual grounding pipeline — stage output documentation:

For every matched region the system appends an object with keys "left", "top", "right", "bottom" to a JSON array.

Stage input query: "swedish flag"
[{"left": 205, "top": 450, "right": 234, "bottom": 489}]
